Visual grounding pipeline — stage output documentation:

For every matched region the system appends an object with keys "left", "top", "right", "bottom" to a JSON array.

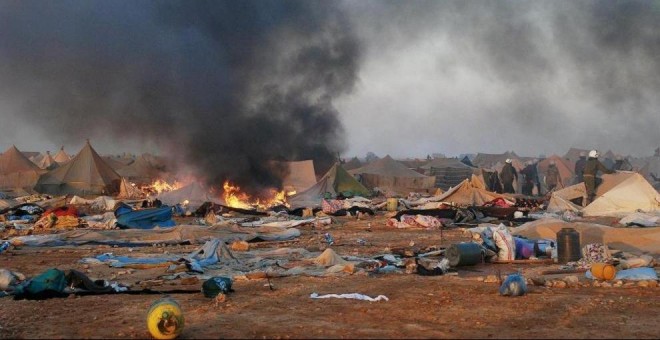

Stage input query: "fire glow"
[
  {"left": 222, "top": 181, "right": 294, "bottom": 210},
  {"left": 146, "top": 179, "right": 183, "bottom": 194}
]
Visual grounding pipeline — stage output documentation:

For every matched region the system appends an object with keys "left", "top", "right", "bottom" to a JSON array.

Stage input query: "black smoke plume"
[{"left": 0, "top": 0, "right": 360, "bottom": 195}]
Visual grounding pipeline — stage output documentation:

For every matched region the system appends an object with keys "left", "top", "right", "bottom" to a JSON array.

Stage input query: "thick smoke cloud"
[
  {"left": 0, "top": 0, "right": 359, "bottom": 195},
  {"left": 339, "top": 0, "right": 660, "bottom": 158}
]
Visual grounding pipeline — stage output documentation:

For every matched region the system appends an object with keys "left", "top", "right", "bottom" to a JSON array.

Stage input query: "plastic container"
[
  {"left": 146, "top": 297, "right": 184, "bottom": 339},
  {"left": 556, "top": 227, "right": 581, "bottom": 264},
  {"left": 386, "top": 198, "right": 398, "bottom": 212},
  {"left": 445, "top": 242, "right": 483, "bottom": 267},
  {"left": 590, "top": 263, "right": 616, "bottom": 280}
]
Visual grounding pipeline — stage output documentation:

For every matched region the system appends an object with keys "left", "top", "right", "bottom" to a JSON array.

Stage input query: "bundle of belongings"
[
  {"left": 386, "top": 214, "right": 443, "bottom": 229},
  {"left": 34, "top": 205, "right": 86, "bottom": 230},
  {"left": 561, "top": 243, "right": 658, "bottom": 282},
  {"left": 0, "top": 203, "right": 43, "bottom": 223},
  {"left": 0, "top": 268, "right": 127, "bottom": 300},
  {"left": 114, "top": 203, "right": 175, "bottom": 229},
  {"left": 320, "top": 198, "right": 374, "bottom": 217},
  {"left": 467, "top": 224, "right": 556, "bottom": 261}
]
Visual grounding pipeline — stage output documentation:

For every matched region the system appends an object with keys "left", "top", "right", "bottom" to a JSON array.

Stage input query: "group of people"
[{"left": 497, "top": 149, "right": 623, "bottom": 205}]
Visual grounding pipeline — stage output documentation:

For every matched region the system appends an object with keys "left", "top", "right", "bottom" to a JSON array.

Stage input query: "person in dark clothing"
[
  {"left": 544, "top": 161, "right": 562, "bottom": 192},
  {"left": 520, "top": 161, "right": 536, "bottom": 196},
  {"left": 487, "top": 170, "right": 503, "bottom": 193},
  {"left": 499, "top": 159, "right": 518, "bottom": 194},
  {"left": 574, "top": 152, "right": 587, "bottom": 184},
  {"left": 583, "top": 149, "right": 614, "bottom": 206}
]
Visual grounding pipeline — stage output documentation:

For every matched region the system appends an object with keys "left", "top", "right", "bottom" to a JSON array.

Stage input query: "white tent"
[{"left": 582, "top": 173, "right": 660, "bottom": 217}]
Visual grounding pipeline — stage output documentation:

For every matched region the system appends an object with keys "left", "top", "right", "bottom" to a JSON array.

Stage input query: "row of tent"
[{"left": 0, "top": 142, "right": 164, "bottom": 196}]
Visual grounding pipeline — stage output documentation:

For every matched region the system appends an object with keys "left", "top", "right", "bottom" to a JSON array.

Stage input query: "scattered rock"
[
  {"left": 483, "top": 275, "right": 498, "bottom": 283},
  {"left": 648, "top": 280, "right": 658, "bottom": 288},
  {"left": 553, "top": 280, "right": 567, "bottom": 288},
  {"left": 231, "top": 240, "right": 250, "bottom": 252},
  {"left": 593, "top": 281, "right": 601, "bottom": 287},
  {"left": 600, "top": 282, "right": 612, "bottom": 288},
  {"left": 563, "top": 275, "right": 579, "bottom": 287},
  {"left": 637, "top": 281, "right": 649, "bottom": 288}
]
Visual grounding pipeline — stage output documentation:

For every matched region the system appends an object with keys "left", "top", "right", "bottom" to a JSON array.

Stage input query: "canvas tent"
[
  {"left": 38, "top": 151, "right": 59, "bottom": 170},
  {"left": 117, "top": 177, "right": 144, "bottom": 199},
  {"left": 433, "top": 178, "right": 513, "bottom": 206},
  {"left": 156, "top": 182, "right": 221, "bottom": 211},
  {"left": 349, "top": 155, "right": 435, "bottom": 194},
  {"left": 421, "top": 157, "right": 477, "bottom": 191},
  {"left": 289, "top": 163, "right": 370, "bottom": 208},
  {"left": 53, "top": 147, "right": 71, "bottom": 164},
  {"left": 103, "top": 156, "right": 133, "bottom": 171},
  {"left": 278, "top": 160, "right": 316, "bottom": 194},
  {"left": 472, "top": 151, "right": 519, "bottom": 169},
  {"left": 116, "top": 156, "right": 161, "bottom": 185},
  {"left": 0, "top": 145, "right": 45, "bottom": 190},
  {"left": 342, "top": 157, "right": 363, "bottom": 171},
  {"left": 34, "top": 141, "right": 121, "bottom": 196}
]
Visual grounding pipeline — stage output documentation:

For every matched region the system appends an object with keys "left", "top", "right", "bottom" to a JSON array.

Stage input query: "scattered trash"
[
  {"left": 324, "top": 233, "right": 334, "bottom": 246},
  {"left": 590, "top": 263, "right": 616, "bottom": 280},
  {"left": 147, "top": 297, "right": 184, "bottom": 339},
  {"left": 202, "top": 277, "right": 234, "bottom": 298},
  {"left": 0, "top": 241, "right": 10, "bottom": 253},
  {"left": 499, "top": 273, "right": 527, "bottom": 297},
  {"left": 356, "top": 238, "right": 366, "bottom": 246},
  {"left": 310, "top": 292, "right": 389, "bottom": 302}
]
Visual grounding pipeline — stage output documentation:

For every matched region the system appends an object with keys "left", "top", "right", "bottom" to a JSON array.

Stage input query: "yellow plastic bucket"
[
  {"left": 386, "top": 198, "right": 398, "bottom": 212},
  {"left": 590, "top": 263, "right": 616, "bottom": 281},
  {"left": 147, "top": 297, "right": 184, "bottom": 339}
]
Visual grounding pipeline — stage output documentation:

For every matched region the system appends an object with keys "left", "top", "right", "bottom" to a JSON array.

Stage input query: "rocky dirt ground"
[{"left": 1, "top": 215, "right": 659, "bottom": 339}]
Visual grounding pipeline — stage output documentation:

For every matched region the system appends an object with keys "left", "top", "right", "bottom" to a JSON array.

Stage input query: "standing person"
[
  {"left": 583, "top": 149, "right": 614, "bottom": 206},
  {"left": 531, "top": 159, "right": 542, "bottom": 195},
  {"left": 574, "top": 151, "right": 587, "bottom": 184},
  {"left": 544, "top": 161, "right": 563, "bottom": 192},
  {"left": 520, "top": 161, "right": 536, "bottom": 196},
  {"left": 499, "top": 159, "right": 518, "bottom": 194}
]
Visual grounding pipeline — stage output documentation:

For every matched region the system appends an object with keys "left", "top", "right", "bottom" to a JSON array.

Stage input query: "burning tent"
[
  {"left": 34, "top": 141, "right": 121, "bottom": 196},
  {"left": 156, "top": 182, "right": 222, "bottom": 211},
  {"left": 115, "top": 156, "right": 161, "bottom": 185}
]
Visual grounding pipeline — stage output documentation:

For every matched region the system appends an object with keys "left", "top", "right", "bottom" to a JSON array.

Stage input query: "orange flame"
[
  {"left": 222, "top": 180, "right": 290, "bottom": 210},
  {"left": 146, "top": 179, "right": 183, "bottom": 194}
]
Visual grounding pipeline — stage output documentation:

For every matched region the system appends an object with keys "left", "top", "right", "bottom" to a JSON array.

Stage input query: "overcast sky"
[{"left": 1, "top": 0, "right": 659, "bottom": 160}]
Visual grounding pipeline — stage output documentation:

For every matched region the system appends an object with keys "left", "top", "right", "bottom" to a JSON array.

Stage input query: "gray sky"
[{"left": 1, "top": 0, "right": 659, "bottom": 161}]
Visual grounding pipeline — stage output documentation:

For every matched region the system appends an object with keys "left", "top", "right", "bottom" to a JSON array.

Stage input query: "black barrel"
[
  {"left": 445, "top": 242, "right": 483, "bottom": 267},
  {"left": 556, "top": 227, "right": 581, "bottom": 263}
]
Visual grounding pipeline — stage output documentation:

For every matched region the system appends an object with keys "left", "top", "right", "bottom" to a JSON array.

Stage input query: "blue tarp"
[{"left": 115, "top": 206, "right": 175, "bottom": 229}]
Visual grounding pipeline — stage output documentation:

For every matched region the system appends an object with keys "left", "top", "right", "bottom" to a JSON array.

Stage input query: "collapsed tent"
[
  {"left": 289, "top": 163, "right": 370, "bottom": 208},
  {"left": 513, "top": 218, "right": 660, "bottom": 255},
  {"left": 421, "top": 157, "right": 477, "bottom": 191},
  {"left": 349, "top": 155, "right": 435, "bottom": 195},
  {"left": 582, "top": 173, "right": 660, "bottom": 217},
  {"left": 278, "top": 160, "right": 316, "bottom": 193},
  {"left": 156, "top": 182, "right": 222, "bottom": 211},
  {"left": 547, "top": 172, "right": 660, "bottom": 216},
  {"left": 115, "top": 205, "right": 175, "bottom": 229},
  {"left": 0, "top": 145, "right": 45, "bottom": 190},
  {"left": 434, "top": 178, "right": 514, "bottom": 206},
  {"left": 34, "top": 141, "right": 121, "bottom": 196}
]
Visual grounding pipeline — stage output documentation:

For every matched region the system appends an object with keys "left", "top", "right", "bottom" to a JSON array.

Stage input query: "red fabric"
[
  {"left": 43, "top": 205, "right": 79, "bottom": 218},
  {"left": 483, "top": 198, "right": 511, "bottom": 208}
]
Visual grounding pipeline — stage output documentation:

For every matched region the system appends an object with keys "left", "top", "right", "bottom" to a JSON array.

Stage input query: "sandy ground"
[{"left": 1, "top": 215, "right": 659, "bottom": 339}]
